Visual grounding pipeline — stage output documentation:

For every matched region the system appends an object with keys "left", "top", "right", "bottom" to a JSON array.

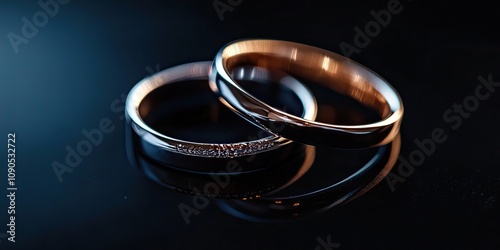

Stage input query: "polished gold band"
[{"left": 210, "top": 39, "right": 404, "bottom": 148}]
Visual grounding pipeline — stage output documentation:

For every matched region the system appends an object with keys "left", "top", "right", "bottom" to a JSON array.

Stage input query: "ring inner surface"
[
  {"left": 138, "top": 79, "right": 304, "bottom": 143},
  {"left": 223, "top": 41, "right": 393, "bottom": 122}
]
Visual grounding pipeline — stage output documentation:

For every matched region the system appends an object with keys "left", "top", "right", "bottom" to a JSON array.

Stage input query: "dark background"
[{"left": 1, "top": 0, "right": 499, "bottom": 249}]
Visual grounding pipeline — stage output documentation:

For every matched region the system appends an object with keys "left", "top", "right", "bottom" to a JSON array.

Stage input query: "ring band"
[
  {"left": 125, "top": 61, "right": 317, "bottom": 172},
  {"left": 210, "top": 39, "right": 404, "bottom": 148}
]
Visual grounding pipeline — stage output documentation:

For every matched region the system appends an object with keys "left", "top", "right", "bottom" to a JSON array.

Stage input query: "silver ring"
[
  {"left": 125, "top": 61, "right": 317, "bottom": 166},
  {"left": 210, "top": 39, "right": 404, "bottom": 148}
]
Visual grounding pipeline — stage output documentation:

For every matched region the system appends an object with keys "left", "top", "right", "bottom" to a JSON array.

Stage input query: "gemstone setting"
[{"left": 175, "top": 140, "right": 276, "bottom": 158}]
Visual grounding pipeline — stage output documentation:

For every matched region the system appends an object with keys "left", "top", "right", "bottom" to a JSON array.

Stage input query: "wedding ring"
[
  {"left": 125, "top": 61, "right": 317, "bottom": 172},
  {"left": 210, "top": 39, "right": 404, "bottom": 148}
]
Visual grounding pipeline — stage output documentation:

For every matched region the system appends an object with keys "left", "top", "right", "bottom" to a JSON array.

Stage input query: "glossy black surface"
[{"left": 0, "top": 0, "right": 499, "bottom": 249}]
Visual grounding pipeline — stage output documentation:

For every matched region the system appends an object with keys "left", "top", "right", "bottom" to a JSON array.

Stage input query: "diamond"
[{"left": 174, "top": 139, "right": 276, "bottom": 158}]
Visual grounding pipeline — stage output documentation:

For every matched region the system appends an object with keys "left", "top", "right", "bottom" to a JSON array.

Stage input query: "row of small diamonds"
[{"left": 175, "top": 140, "right": 276, "bottom": 158}]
